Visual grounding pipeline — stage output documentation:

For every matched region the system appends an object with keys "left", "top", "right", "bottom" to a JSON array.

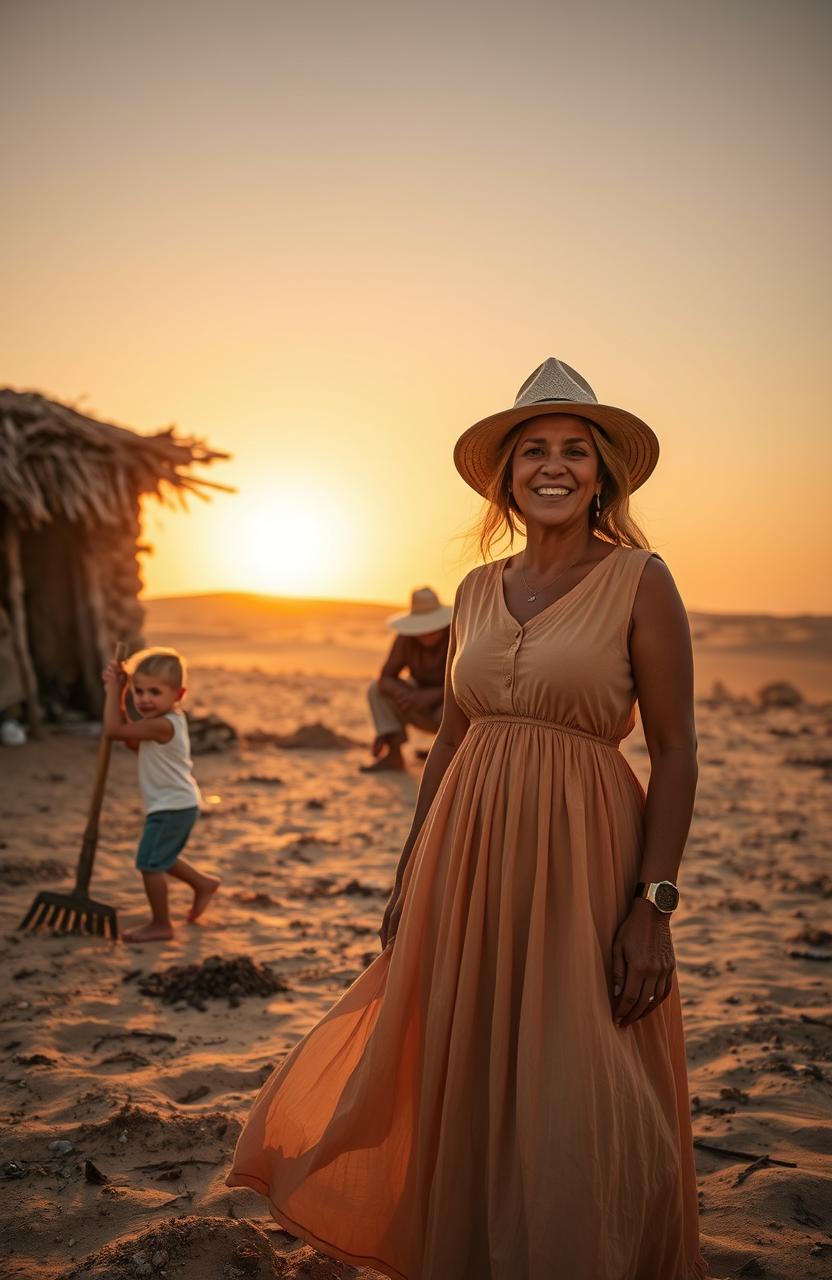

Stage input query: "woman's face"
[{"left": 509, "top": 414, "right": 601, "bottom": 531}]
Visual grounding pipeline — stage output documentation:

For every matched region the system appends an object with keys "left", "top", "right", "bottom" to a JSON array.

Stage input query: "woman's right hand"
[{"left": 379, "top": 882, "right": 404, "bottom": 950}]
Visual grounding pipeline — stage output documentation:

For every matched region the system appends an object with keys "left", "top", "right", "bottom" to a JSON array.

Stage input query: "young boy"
[{"left": 102, "top": 647, "right": 220, "bottom": 944}]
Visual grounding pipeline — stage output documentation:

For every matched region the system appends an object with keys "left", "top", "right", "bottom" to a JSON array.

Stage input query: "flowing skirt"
[{"left": 228, "top": 718, "right": 707, "bottom": 1279}]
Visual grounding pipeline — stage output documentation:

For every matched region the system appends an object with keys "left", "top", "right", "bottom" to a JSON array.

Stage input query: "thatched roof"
[{"left": 0, "top": 389, "right": 232, "bottom": 529}]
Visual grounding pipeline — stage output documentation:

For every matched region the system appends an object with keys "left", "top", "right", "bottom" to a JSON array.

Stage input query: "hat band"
[{"left": 523, "top": 395, "right": 596, "bottom": 407}]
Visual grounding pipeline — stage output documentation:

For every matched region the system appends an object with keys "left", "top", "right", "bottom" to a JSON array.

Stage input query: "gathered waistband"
[{"left": 468, "top": 714, "right": 620, "bottom": 751}]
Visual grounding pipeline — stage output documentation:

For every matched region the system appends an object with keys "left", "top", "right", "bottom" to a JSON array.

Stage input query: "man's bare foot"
[
  {"left": 123, "top": 921, "right": 174, "bottom": 944},
  {"left": 187, "top": 876, "right": 221, "bottom": 923},
  {"left": 359, "top": 752, "right": 405, "bottom": 773}
]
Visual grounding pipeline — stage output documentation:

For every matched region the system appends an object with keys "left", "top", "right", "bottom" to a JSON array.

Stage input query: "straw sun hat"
[
  {"left": 387, "top": 588, "right": 453, "bottom": 636},
  {"left": 453, "top": 357, "right": 659, "bottom": 497}
]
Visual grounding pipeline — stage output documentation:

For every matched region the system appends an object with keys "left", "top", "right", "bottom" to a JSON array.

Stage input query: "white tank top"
[{"left": 137, "top": 711, "right": 202, "bottom": 815}]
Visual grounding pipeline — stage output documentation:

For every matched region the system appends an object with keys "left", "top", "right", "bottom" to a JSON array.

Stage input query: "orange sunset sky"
[{"left": 2, "top": 0, "right": 830, "bottom": 614}]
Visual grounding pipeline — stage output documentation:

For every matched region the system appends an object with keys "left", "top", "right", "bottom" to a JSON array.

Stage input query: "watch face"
[{"left": 654, "top": 881, "right": 679, "bottom": 912}]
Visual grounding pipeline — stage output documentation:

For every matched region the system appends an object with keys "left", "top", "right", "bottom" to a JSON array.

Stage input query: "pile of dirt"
[
  {"left": 138, "top": 955, "right": 289, "bottom": 1009},
  {"left": 244, "top": 722, "right": 360, "bottom": 750},
  {"left": 77, "top": 1102, "right": 239, "bottom": 1156},
  {"left": 61, "top": 1215, "right": 286, "bottom": 1279},
  {"left": 0, "top": 857, "right": 69, "bottom": 886},
  {"left": 757, "top": 680, "right": 803, "bottom": 708}
]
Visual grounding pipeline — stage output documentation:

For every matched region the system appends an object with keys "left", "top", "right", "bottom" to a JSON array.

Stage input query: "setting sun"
[{"left": 210, "top": 488, "right": 353, "bottom": 598}]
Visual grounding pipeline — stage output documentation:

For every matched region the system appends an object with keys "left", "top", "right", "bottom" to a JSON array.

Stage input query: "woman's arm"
[
  {"left": 379, "top": 589, "right": 470, "bottom": 946},
  {"left": 612, "top": 555, "right": 698, "bottom": 1027}
]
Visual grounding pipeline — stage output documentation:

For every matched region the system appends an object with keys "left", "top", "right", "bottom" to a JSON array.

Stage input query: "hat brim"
[
  {"left": 453, "top": 401, "right": 659, "bottom": 497},
  {"left": 387, "top": 606, "right": 453, "bottom": 636}
]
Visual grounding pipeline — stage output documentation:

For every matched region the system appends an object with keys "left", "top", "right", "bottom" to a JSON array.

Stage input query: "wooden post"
[
  {"left": 71, "top": 547, "right": 103, "bottom": 716},
  {"left": 81, "top": 540, "right": 111, "bottom": 712},
  {"left": 3, "top": 516, "right": 41, "bottom": 738}
]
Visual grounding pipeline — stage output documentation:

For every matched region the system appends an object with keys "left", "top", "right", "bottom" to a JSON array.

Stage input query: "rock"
[
  {"left": 757, "top": 680, "right": 803, "bottom": 708},
  {"left": 188, "top": 713, "right": 239, "bottom": 755},
  {"left": 47, "top": 1139, "right": 73, "bottom": 1155},
  {"left": 84, "top": 1158, "right": 108, "bottom": 1184}
]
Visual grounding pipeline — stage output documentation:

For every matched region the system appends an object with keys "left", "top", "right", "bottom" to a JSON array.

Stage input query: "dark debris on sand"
[
  {"left": 138, "top": 955, "right": 290, "bottom": 1009},
  {"left": 244, "top": 721, "right": 360, "bottom": 750},
  {"left": 60, "top": 1214, "right": 287, "bottom": 1279},
  {"left": 0, "top": 857, "right": 70, "bottom": 886}
]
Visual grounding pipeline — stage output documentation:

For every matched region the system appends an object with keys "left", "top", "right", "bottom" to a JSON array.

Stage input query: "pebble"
[{"left": 47, "top": 1139, "right": 73, "bottom": 1155}]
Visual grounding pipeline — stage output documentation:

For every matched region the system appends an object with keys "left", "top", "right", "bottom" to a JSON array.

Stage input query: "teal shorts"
[{"left": 136, "top": 807, "right": 199, "bottom": 873}]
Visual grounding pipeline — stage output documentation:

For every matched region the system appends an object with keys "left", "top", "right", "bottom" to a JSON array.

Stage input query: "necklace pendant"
[{"left": 527, "top": 593, "right": 537, "bottom": 603}]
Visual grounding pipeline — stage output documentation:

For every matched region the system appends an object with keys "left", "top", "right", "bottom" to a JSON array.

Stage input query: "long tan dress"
[{"left": 228, "top": 546, "right": 708, "bottom": 1280}]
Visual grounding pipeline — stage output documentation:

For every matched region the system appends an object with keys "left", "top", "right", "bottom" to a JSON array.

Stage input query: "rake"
[{"left": 19, "top": 642, "right": 126, "bottom": 939}]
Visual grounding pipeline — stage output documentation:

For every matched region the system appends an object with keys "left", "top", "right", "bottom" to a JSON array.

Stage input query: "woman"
[
  {"left": 228, "top": 357, "right": 708, "bottom": 1280},
  {"left": 360, "top": 586, "right": 452, "bottom": 773}
]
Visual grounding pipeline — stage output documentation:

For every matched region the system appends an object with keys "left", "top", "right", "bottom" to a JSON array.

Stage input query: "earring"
[{"left": 594, "top": 492, "right": 601, "bottom": 519}]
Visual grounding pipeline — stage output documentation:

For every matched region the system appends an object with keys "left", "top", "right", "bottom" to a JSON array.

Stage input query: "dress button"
[{"left": 504, "top": 674, "right": 512, "bottom": 686}]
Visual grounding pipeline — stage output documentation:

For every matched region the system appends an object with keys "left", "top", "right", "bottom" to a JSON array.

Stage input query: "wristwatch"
[{"left": 634, "top": 880, "right": 680, "bottom": 913}]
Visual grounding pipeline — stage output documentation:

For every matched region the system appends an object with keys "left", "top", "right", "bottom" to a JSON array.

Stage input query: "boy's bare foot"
[
  {"left": 123, "top": 921, "right": 174, "bottom": 944},
  {"left": 187, "top": 876, "right": 221, "bottom": 923}
]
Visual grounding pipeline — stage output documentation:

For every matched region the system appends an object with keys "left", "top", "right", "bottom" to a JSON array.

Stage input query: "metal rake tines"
[{"left": 18, "top": 892, "right": 118, "bottom": 939}]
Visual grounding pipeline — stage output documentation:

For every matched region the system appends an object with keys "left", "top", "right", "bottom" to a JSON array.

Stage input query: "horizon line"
[{"left": 139, "top": 589, "right": 832, "bottom": 622}]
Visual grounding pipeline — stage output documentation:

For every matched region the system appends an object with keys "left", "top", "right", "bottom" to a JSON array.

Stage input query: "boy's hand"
[{"left": 102, "top": 660, "right": 127, "bottom": 690}]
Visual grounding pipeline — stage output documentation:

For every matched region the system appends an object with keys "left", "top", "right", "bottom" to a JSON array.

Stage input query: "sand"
[{"left": 1, "top": 596, "right": 830, "bottom": 1279}]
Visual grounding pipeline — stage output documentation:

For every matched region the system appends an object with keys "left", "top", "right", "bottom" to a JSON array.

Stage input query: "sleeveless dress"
[{"left": 227, "top": 546, "right": 708, "bottom": 1280}]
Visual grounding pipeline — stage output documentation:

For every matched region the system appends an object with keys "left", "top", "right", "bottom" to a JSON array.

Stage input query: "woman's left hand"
[{"left": 611, "top": 901, "right": 675, "bottom": 1027}]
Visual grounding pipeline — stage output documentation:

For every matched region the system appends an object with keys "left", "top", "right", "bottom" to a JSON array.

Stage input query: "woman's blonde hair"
[
  {"left": 473, "top": 417, "right": 650, "bottom": 560},
  {"left": 126, "top": 646, "right": 187, "bottom": 688}
]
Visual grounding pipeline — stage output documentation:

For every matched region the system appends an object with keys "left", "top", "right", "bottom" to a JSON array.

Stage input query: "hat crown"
[
  {"left": 410, "top": 587, "right": 441, "bottom": 614},
  {"left": 514, "top": 357, "right": 598, "bottom": 410}
]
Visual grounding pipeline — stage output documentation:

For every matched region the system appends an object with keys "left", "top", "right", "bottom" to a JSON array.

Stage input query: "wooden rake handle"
[{"left": 74, "top": 641, "right": 127, "bottom": 895}]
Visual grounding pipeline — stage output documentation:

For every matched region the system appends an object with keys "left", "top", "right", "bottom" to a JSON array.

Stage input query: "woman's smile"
[{"left": 530, "top": 483, "right": 574, "bottom": 500}]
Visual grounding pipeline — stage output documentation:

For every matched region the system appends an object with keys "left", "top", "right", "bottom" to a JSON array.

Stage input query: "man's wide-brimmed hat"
[
  {"left": 453, "top": 357, "right": 659, "bottom": 496},
  {"left": 388, "top": 587, "right": 452, "bottom": 636}
]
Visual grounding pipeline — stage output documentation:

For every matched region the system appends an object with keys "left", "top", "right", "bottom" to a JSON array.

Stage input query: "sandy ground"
[{"left": 1, "top": 597, "right": 830, "bottom": 1280}]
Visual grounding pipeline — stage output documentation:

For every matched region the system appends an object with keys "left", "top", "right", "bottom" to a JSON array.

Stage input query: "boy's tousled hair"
[{"left": 127, "top": 647, "right": 187, "bottom": 689}]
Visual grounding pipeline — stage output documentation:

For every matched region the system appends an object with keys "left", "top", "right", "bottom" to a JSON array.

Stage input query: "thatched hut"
[{"left": 0, "top": 390, "right": 230, "bottom": 733}]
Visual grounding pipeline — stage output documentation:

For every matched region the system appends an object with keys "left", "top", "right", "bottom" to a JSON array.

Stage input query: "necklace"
[{"left": 519, "top": 552, "right": 584, "bottom": 603}]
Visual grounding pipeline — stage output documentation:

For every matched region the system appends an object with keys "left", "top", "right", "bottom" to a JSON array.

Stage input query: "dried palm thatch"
[
  {"left": 0, "top": 389, "right": 232, "bottom": 529},
  {"left": 0, "top": 390, "right": 232, "bottom": 734}
]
